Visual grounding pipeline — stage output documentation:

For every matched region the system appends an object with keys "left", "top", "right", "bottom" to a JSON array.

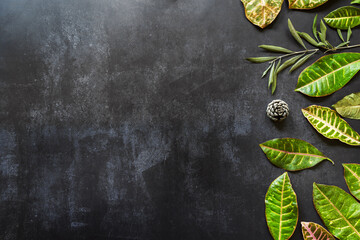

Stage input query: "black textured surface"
[{"left": 0, "top": 0, "right": 359, "bottom": 239}]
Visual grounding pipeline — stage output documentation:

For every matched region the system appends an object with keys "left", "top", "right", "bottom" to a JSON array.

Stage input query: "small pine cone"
[{"left": 266, "top": 100, "right": 289, "bottom": 122}]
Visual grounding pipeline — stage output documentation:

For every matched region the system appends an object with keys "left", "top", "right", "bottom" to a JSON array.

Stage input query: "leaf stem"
[
  {"left": 270, "top": 49, "right": 319, "bottom": 63},
  {"left": 325, "top": 44, "right": 360, "bottom": 53}
]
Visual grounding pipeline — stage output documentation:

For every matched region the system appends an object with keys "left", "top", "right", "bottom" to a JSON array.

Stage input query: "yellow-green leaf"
[
  {"left": 265, "top": 172, "right": 298, "bottom": 240},
  {"left": 288, "top": 0, "right": 328, "bottom": 10},
  {"left": 301, "top": 222, "right": 335, "bottom": 240},
  {"left": 324, "top": 6, "right": 360, "bottom": 30},
  {"left": 302, "top": 105, "right": 360, "bottom": 146},
  {"left": 343, "top": 163, "right": 360, "bottom": 201},
  {"left": 295, "top": 53, "right": 360, "bottom": 97},
  {"left": 241, "top": 0, "right": 284, "bottom": 28},
  {"left": 260, "top": 138, "right": 333, "bottom": 171},
  {"left": 332, "top": 92, "right": 360, "bottom": 120},
  {"left": 313, "top": 183, "right": 360, "bottom": 240}
]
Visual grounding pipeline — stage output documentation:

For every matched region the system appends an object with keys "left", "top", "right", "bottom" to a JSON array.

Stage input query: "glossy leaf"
[
  {"left": 301, "top": 222, "right": 335, "bottom": 240},
  {"left": 313, "top": 183, "right": 360, "bottom": 240},
  {"left": 241, "top": 0, "right": 284, "bottom": 28},
  {"left": 302, "top": 105, "right": 360, "bottom": 146},
  {"left": 295, "top": 52, "right": 360, "bottom": 97},
  {"left": 353, "top": 0, "right": 360, "bottom": 4},
  {"left": 343, "top": 163, "right": 360, "bottom": 201},
  {"left": 265, "top": 172, "right": 298, "bottom": 240},
  {"left": 324, "top": 6, "right": 360, "bottom": 30},
  {"left": 288, "top": 0, "right": 328, "bottom": 9},
  {"left": 332, "top": 92, "right": 360, "bottom": 119},
  {"left": 259, "top": 45, "right": 293, "bottom": 53},
  {"left": 260, "top": 138, "right": 333, "bottom": 171}
]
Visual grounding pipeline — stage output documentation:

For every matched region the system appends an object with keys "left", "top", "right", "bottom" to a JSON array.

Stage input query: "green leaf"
[
  {"left": 265, "top": 172, "right": 298, "bottom": 240},
  {"left": 288, "top": 19, "right": 307, "bottom": 49},
  {"left": 319, "top": 20, "right": 327, "bottom": 43},
  {"left": 302, "top": 105, "right": 360, "bottom": 146},
  {"left": 313, "top": 14, "right": 319, "bottom": 41},
  {"left": 259, "top": 138, "right": 333, "bottom": 171},
  {"left": 337, "top": 28, "right": 345, "bottom": 42},
  {"left": 343, "top": 163, "right": 360, "bottom": 201},
  {"left": 268, "top": 63, "right": 276, "bottom": 89},
  {"left": 324, "top": 6, "right": 360, "bottom": 30},
  {"left": 241, "top": 0, "right": 284, "bottom": 28},
  {"left": 262, "top": 63, "right": 273, "bottom": 78},
  {"left": 313, "top": 183, "right": 360, "bottom": 240},
  {"left": 289, "top": 52, "right": 316, "bottom": 73},
  {"left": 277, "top": 54, "right": 304, "bottom": 73},
  {"left": 336, "top": 41, "right": 350, "bottom": 48},
  {"left": 332, "top": 92, "right": 360, "bottom": 119},
  {"left": 247, "top": 56, "right": 277, "bottom": 63},
  {"left": 295, "top": 52, "right": 360, "bottom": 97},
  {"left": 271, "top": 60, "right": 282, "bottom": 94},
  {"left": 301, "top": 222, "right": 335, "bottom": 240},
  {"left": 259, "top": 45, "right": 293, "bottom": 53},
  {"left": 353, "top": 0, "right": 360, "bottom": 4},
  {"left": 297, "top": 32, "right": 321, "bottom": 47},
  {"left": 288, "top": 0, "right": 328, "bottom": 9},
  {"left": 347, "top": 26, "right": 352, "bottom": 41}
]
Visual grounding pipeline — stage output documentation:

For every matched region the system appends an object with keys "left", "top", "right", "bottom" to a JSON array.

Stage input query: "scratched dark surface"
[{"left": 0, "top": 0, "right": 359, "bottom": 239}]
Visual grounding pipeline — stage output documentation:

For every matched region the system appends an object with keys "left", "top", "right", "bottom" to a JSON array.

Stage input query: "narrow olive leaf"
[
  {"left": 332, "top": 92, "right": 360, "bottom": 119},
  {"left": 343, "top": 163, "right": 360, "bottom": 201},
  {"left": 324, "top": 6, "right": 360, "bottom": 30},
  {"left": 301, "top": 222, "right": 335, "bottom": 240},
  {"left": 268, "top": 63, "right": 276, "bottom": 89},
  {"left": 347, "top": 26, "right": 352, "bottom": 42},
  {"left": 260, "top": 138, "right": 333, "bottom": 171},
  {"left": 247, "top": 56, "right": 277, "bottom": 63},
  {"left": 353, "top": 0, "right": 360, "bottom": 4},
  {"left": 295, "top": 53, "right": 360, "bottom": 97},
  {"left": 319, "top": 20, "right": 327, "bottom": 43},
  {"left": 288, "top": 19, "right": 307, "bottom": 49},
  {"left": 336, "top": 41, "right": 350, "bottom": 48},
  {"left": 302, "top": 105, "right": 360, "bottom": 146},
  {"left": 265, "top": 172, "right": 298, "bottom": 240},
  {"left": 272, "top": 60, "right": 282, "bottom": 94},
  {"left": 289, "top": 52, "right": 316, "bottom": 73},
  {"left": 297, "top": 32, "right": 321, "bottom": 47},
  {"left": 262, "top": 63, "right": 274, "bottom": 78},
  {"left": 288, "top": 0, "right": 328, "bottom": 9},
  {"left": 241, "top": 0, "right": 284, "bottom": 28},
  {"left": 337, "top": 29, "right": 345, "bottom": 42},
  {"left": 313, "top": 14, "right": 319, "bottom": 41},
  {"left": 259, "top": 45, "right": 293, "bottom": 53},
  {"left": 277, "top": 54, "right": 304, "bottom": 73},
  {"left": 313, "top": 183, "right": 360, "bottom": 240}
]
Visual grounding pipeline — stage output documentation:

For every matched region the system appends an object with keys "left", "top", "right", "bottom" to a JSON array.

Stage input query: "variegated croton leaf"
[
  {"left": 241, "top": 0, "right": 284, "bottom": 28},
  {"left": 288, "top": 0, "right": 328, "bottom": 10}
]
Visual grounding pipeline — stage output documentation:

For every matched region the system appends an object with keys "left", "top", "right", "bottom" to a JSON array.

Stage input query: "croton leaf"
[
  {"left": 301, "top": 222, "right": 335, "bottom": 240},
  {"left": 295, "top": 53, "right": 360, "bottom": 97},
  {"left": 265, "top": 172, "right": 298, "bottom": 240},
  {"left": 324, "top": 6, "right": 360, "bottom": 30},
  {"left": 313, "top": 183, "right": 360, "bottom": 240},
  {"left": 260, "top": 138, "right": 333, "bottom": 171},
  {"left": 288, "top": 0, "right": 328, "bottom": 10},
  {"left": 332, "top": 92, "right": 360, "bottom": 120},
  {"left": 343, "top": 163, "right": 360, "bottom": 201},
  {"left": 302, "top": 105, "right": 360, "bottom": 146},
  {"left": 241, "top": 0, "right": 284, "bottom": 28}
]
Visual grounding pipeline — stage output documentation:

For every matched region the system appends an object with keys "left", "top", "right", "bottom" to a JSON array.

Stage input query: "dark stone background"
[{"left": 0, "top": 0, "right": 359, "bottom": 239}]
